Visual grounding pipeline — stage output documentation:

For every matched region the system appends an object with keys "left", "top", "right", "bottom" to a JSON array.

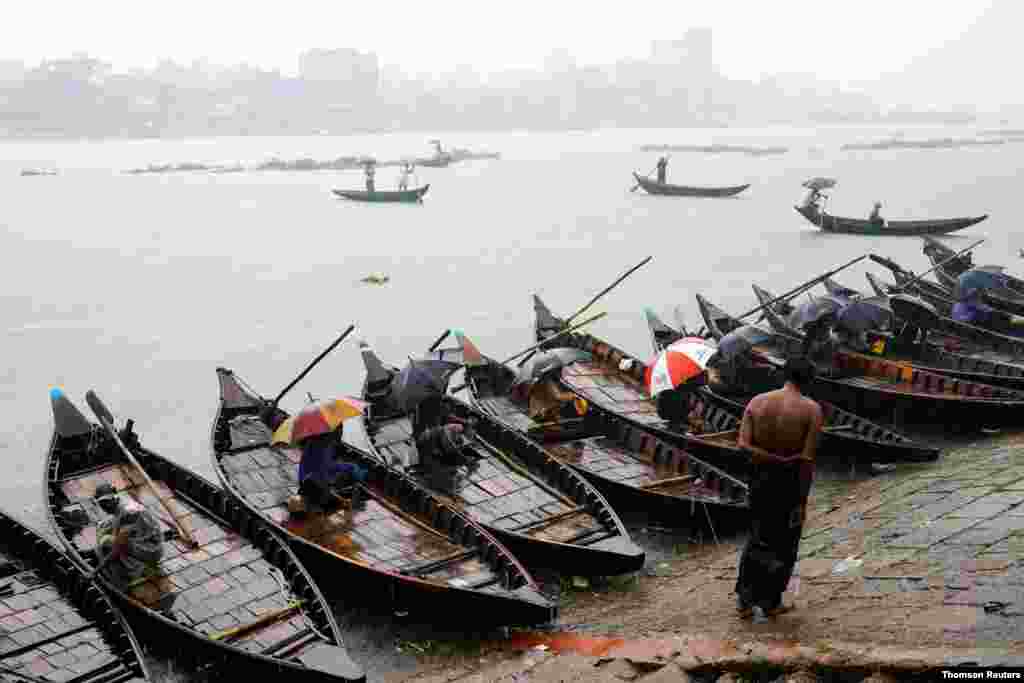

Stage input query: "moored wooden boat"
[
  {"left": 923, "top": 236, "right": 1024, "bottom": 296},
  {"left": 358, "top": 345, "right": 644, "bottom": 576},
  {"left": 45, "top": 391, "right": 366, "bottom": 681},
  {"left": 0, "top": 508, "right": 150, "bottom": 683},
  {"left": 457, "top": 338, "right": 749, "bottom": 528},
  {"left": 532, "top": 296, "right": 938, "bottom": 470},
  {"left": 795, "top": 204, "right": 987, "bottom": 236},
  {"left": 818, "top": 278, "right": 1024, "bottom": 390},
  {"left": 212, "top": 368, "right": 555, "bottom": 627},
  {"left": 708, "top": 291, "right": 1024, "bottom": 431},
  {"left": 331, "top": 185, "right": 429, "bottom": 203},
  {"left": 920, "top": 240, "right": 1024, "bottom": 316},
  {"left": 632, "top": 173, "right": 749, "bottom": 198}
]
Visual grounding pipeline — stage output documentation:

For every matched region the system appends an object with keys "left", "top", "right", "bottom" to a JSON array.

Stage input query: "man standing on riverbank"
[{"left": 735, "top": 357, "right": 823, "bottom": 624}]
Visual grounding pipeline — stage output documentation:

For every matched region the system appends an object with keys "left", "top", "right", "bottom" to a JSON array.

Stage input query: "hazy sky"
[{"left": 1, "top": 0, "right": 1007, "bottom": 85}]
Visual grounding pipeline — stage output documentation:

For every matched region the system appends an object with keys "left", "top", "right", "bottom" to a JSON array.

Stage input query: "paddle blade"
[
  {"left": 50, "top": 387, "right": 93, "bottom": 437},
  {"left": 85, "top": 390, "right": 115, "bottom": 429}
]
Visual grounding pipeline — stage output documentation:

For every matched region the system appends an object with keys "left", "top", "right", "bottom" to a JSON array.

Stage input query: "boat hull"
[
  {"left": 46, "top": 414, "right": 365, "bottom": 682},
  {"left": 332, "top": 185, "right": 429, "bottom": 203},
  {"left": 0, "top": 509, "right": 151, "bottom": 683},
  {"left": 213, "top": 369, "right": 555, "bottom": 628},
  {"left": 796, "top": 205, "right": 987, "bottom": 236},
  {"left": 633, "top": 173, "right": 749, "bottom": 197}
]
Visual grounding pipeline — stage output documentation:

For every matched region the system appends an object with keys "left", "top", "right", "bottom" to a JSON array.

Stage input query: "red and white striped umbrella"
[{"left": 645, "top": 337, "right": 718, "bottom": 397}]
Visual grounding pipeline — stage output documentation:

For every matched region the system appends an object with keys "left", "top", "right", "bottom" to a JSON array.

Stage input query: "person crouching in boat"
[
  {"left": 735, "top": 357, "right": 822, "bottom": 624},
  {"left": 94, "top": 483, "right": 164, "bottom": 583},
  {"left": 952, "top": 289, "right": 1024, "bottom": 337},
  {"left": 290, "top": 428, "right": 367, "bottom": 516},
  {"left": 655, "top": 375, "right": 706, "bottom": 434},
  {"left": 413, "top": 395, "right": 477, "bottom": 470},
  {"left": 656, "top": 156, "right": 669, "bottom": 184},
  {"left": 801, "top": 188, "right": 821, "bottom": 210},
  {"left": 868, "top": 201, "right": 883, "bottom": 225},
  {"left": 527, "top": 372, "right": 588, "bottom": 424}
]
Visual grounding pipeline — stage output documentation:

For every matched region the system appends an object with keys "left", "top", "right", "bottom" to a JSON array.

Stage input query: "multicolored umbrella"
[
  {"left": 645, "top": 337, "right": 718, "bottom": 397},
  {"left": 272, "top": 397, "right": 367, "bottom": 446}
]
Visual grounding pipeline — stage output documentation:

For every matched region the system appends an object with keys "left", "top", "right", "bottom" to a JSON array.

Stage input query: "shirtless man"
[{"left": 735, "top": 357, "right": 823, "bottom": 624}]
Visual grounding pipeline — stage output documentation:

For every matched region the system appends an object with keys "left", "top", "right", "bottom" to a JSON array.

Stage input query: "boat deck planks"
[
  {"left": 56, "top": 464, "right": 322, "bottom": 657},
  {"left": 366, "top": 415, "right": 603, "bottom": 543},
  {"left": 0, "top": 561, "right": 135, "bottom": 682},
  {"left": 221, "top": 416, "right": 499, "bottom": 588}
]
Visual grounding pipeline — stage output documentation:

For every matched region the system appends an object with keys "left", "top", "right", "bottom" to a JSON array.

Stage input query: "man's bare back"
[{"left": 739, "top": 385, "right": 824, "bottom": 466}]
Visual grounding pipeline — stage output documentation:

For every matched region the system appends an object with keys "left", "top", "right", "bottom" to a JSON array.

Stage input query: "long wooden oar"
[
  {"left": 427, "top": 329, "right": 451, "bottom": 352},
  {"left": 273, "top": 324, "right": 356, "bottom": 407},
  {"left": 563, "top": 256, "right": 653, "bottom": 327},
  {"left": 85, "top": 391, "right": 197, "bottom": 549},
  {"left": 872, "top": 238, "right": 986, "bottom": 294},
  {"left": 733, "top": 254, "right": 867, "bottom": 322}
]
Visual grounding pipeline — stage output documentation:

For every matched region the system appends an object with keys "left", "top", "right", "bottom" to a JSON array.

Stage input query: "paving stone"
[
  {"left": 889, "top": 519, "right": 981, "bottom": 548},
  {"left": 947, "top": 501, "right": 1016, "bottom": 518},
  {"left": 946, "top": 525, "right": 1014, "bottom": 546}
]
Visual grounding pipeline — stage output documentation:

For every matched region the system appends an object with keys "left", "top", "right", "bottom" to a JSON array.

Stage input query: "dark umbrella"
[
  {"left": 717, "top": 326, "right": 776, "bottom": 361},
  {"left": 835, "top": 296, "right": 894, "bottom": 333},
  {"left": 786, "top": 297, "right": 844, "bottom": 332},
  {"left": 955, "top": 268, "right": 1011, "bottom": 300},
  {"left": 512, "top": 348, "right": 592, "bottom": 387},
  {"left": 389, "top": 357, "right": 462, "bottom": 413}
]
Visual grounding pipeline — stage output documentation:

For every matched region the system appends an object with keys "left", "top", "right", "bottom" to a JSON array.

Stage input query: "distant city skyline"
[{"left": 0, "top": 0, "right": 1004, "bottom": 88}]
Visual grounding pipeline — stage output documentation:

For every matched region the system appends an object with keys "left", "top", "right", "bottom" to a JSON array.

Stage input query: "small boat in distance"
[
  {"left": 795, "top": 203, "right": 988, "bottom": 236},
  {"left": 332, "top": 185, "right": 429, "bottom": 203},
  {"left": 632, "top": 173, "right": 750, "bottom": 198}
]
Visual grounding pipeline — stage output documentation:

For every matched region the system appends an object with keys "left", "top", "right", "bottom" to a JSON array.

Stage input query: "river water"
[
  {"left": 2, "top": 125, "right": 1021, "bottom": 511},
  {"left": 2, "top": 124, "right": 1021, "bottom": 678}
]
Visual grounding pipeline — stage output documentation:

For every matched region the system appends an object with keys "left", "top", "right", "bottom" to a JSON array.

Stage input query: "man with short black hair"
[{"left": 735, "top": 357, "right": 823, "bottom": 624}]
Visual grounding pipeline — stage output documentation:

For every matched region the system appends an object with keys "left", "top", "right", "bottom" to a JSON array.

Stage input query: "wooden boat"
[
  {"left": 867, "top": 257, "right": 1024, "bottom": 354},
  {"left": 531, "top": 297, "right": 938, "bottom": 470},
  {"left": 643, "top": 307, "right": 940, "bottom": 464},
  {"left": 331, "top": 185, "right": 429, "bottom": 203},
  {"left": 820, "top": 278, "right": 1024, "bottom": 391},
  {"left": 416, "top": 157, "right": 450, "bottom": 168},
  {"left": 920, "top": 239, "right": 1024, "bottom": 315},
  {"left": 923, "top": 236, "right": 1024, "bottom": 295},
  {"left": 865, "top": 271, "right": 953, "bottom": 316},
  {"left": 632, "top": 173, "right": 749, "bottom": 198},
  {"left": 457, "top": 340, "right": 749, "bottom": 528},
  {"left": 0, "top": 508, "right": 150, "bottom": 683},
  {"left": 358, "top": 347, "right": 644, "bottom": 576},
  {"left": 46, "top": 391, "right": 366, "bottom": 681},
  {"left": 795, "top": 204, "right": 987, "bottom": 236},
  {"left": 212, "top": 368, "right": 555, "bottom": 627},
  {"left": 705, "top": 291, "right": 1024, "bottom": 431}
]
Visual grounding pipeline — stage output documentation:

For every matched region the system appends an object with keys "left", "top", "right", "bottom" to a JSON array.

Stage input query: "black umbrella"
[
  {"left": 389, "top": 357, "right": 462, "bottom": 413},
  {"left": 717, "top": 325, "right": 776, "bottom": 361},
  {"left": 512, "top": 348, "right": 592, "bottom": 387},
  {"left": 786, "top": 297, "right": 844, "bottom": 331},
  {"left": 835, "top": 296, "right": 894, "bottom": 333}
]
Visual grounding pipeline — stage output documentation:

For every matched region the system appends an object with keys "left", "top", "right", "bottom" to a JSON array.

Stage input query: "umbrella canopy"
[
  {"left": 645, "top": 337, "right": 718, "bottom": 397},
  {"left": 786, "top": 297, "right": 844, "bottom": 331},
  {"left": 835, "top": 296, "right": 894, "bottom": 333},
  {"left": 513, "top": 348, "right": 592, "bottom": 388},
  {"left": 390, "top": 357, "right": 462, "bottom": 413},
  {"left": 802, "top": 177, "right": 837, "bottom": 191},
  {"left": 717, "top": 326, "right": 776, "bottom": 361},
  {"left": 955, "top": 268, "right": 1011, "bottom": 300},
  {"left": 272, "top": 397, "right": 367, "bottom": 446}
]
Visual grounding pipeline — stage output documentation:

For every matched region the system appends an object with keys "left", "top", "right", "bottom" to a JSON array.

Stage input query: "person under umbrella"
[
  {"left": 952, "top": 270, "right": 1024, "bottom": 336},
  {"left": 511, "top": 349, "right": 591, "bottom": 423},
  {"left": 646, "top": 337, "right": 717, "bottom": 432},
  {"left": 271, "top": 398, "right": 368, "bottom": 516}
]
